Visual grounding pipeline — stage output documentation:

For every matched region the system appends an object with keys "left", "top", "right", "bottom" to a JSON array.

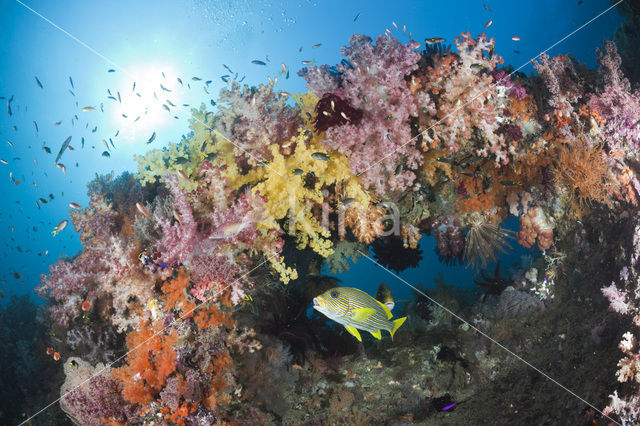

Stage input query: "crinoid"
[
  {"left": 463, "top": 213, "right": 515, "bottom": 270},
  {"left": 474, "top": 260, "right": 514, "bottom": 300}
]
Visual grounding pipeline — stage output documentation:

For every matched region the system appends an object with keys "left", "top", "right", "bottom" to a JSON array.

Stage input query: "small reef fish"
[
  {"left": 147, "top": 131, "right": 156, "bottom": 144},
  {"left": 34, "top": 76, "right": 43, "bottom": 88},
  {"left": 108, "top": 69, "right": 115, "bottom": 72},
  {"left": 81, "top": 300, "right": 91, "bottom": 311},
  {"left": 52, "top": 220, "right": 68, "bottom": 236},
  {"left": 69, "top": 202, "right": 81, "bottom": 209},
  {"left": 256, "top": 160, "right": 269, "bottom": 167},
  {"left": 136, "top": 202, "right": 150, "bottom": 218},
  {"left": 55, "top": 136, "right": 72, "bottom": 164},
  {"left": 102, "top": 151, "right": 111, "bottom": 158},
  {"left": 252, "top": 60, "right": 267, "bottom": 66},
  {"left": 69, "top": 76, "right": 74, "bottom": 89},
  {"left": 312, "top": 43, "right": 322, "bottom": 48},
  {"left": 311, "top": 152, "right": 329, "bottom": 161},
  {"left": 339, "top": 197, "right": 355, "bottom": 206},
  {"left": 313, "top": 287, "right": 406, "bottom": 342},
  {"left": 471, "top": 63, "right": 488, "bottom": 70},
  {"left": 291, "top": 168, "right": 304, "bottom": 176},
  {"left": 56, "top": 163, "right": 66, "bottom": 174},
  {"left": 425, "top": 37, "right": 445, "bottom": 45},
  {"left": 0, "top": 159, "right": 7, "bottom": 165},
  {"left": 81, "top": 106, "right": 95, "bottom": 112},
  {"left": 209, "top": 221, "right": 251, "bottom": 240},
  {"left": 500, "top": 180, "right": 522, "bottom": 187},
  {"left": 375, "top": 282, "right": 396, "bottom": 311},
  {"left": 485, "top": 20, "right": 493, "bottom": 28},
  {"left": 53, "top": 352, "right": 61, "bottom": 361},
  {"left": 512, "top": 36, "right": 521, "bottom": 41},
  {"left": 353, "top": 12, "right": 360, "bottom": 22}
]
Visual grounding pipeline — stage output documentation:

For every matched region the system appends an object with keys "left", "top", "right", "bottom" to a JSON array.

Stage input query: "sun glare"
[{"left": 109, "top": 64, "right": 183, "bottom": 144}]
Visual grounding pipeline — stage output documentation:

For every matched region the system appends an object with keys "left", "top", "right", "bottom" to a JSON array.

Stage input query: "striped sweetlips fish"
[{"left": 313, "top": 287, "right": 406, "bottom": 342}]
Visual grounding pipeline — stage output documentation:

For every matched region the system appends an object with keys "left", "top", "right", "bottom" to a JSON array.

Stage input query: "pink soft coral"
[
  {"left": 301, "top": 34, "right": 429, "bottom": 195},
  {"left": 154, "top": 174, "right": 200, "bottom": 266},
  {"left": 419, "top": 33, "right": 506, "bottom": 164},
  {"left": 37, "top": 258, "right": 90, "bottom": 326},
  {"left": 533, "top": 53, "right": 583, "bottom": 121},
  {"left": 588, "top": 41, "right": 640, "bottom": 151},
  {"left": 213, "top": 81, "right": 303, "bottom": 167},
  {"left": 602, "top": 283, "right": 630, "bottom": 315}
]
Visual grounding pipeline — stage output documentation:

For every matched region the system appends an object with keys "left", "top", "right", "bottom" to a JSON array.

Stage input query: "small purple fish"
[{"left": 442, "top": 402, "right": 457, "bottom": 411}]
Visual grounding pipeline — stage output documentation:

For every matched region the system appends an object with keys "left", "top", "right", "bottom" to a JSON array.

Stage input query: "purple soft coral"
[
  {"left": 588, "top": 41, "right": 640, "bottom": 151},
  {"left": 155, "top": 174, "right": 200, "bottom": 266},
  {"left": 37, "top": 257, "right": 92, "bottom": 327}
]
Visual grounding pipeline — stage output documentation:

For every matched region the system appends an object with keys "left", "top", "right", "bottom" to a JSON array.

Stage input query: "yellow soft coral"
[
  {"left": 134, "top": 104, "right": 228, "bottom": 190},
  {"left": 225, "top": 124, "right": 371, "bottom": 257}
]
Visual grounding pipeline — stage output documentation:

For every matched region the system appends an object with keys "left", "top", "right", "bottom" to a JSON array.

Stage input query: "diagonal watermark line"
[
  {"left": 21, "top": 253, "right": 277, "bottom": 425},
  {"left": 357, "top": 250, "right": 621, "bottom": 425},
  {"left": 11, "top": 0, "right": 287, "bottom": 179},
  {"left": 357, "top": 0, "right": 623, "bottom": 179}
]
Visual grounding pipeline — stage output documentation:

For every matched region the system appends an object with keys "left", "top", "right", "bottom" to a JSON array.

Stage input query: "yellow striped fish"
[{"left": 313, "top": 287, "right": 406, "bottom": 342}]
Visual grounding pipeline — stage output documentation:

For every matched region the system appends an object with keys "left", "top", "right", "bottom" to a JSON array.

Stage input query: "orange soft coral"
[
  {"left": 343, "top": 206, "right": 385, "bottom": 244},
  {"left": 552, "top": 139, "right": 616, "bottom": 216},
  {"left": 112, "top": 320, "right": 178, "bottom": 405},
  {"left": 161, "top": 269, "right": 197, "bottom": 318},
  {"left": 193, "top": 302, "right": 233, "bottom": 330}
]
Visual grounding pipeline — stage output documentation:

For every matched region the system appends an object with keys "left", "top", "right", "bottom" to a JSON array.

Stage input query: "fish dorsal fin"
[
  {"left": 351, "top": 307, "right": 376, "bottom": 322},
  {"left": 369, "top": 329, "right": 381, "bottom": 340},
  {"left": 377, "top": 300, "right": 393, "bottom": 319},
  {"left": 344, "top": 325, "right": 362, "bottom": 342}
]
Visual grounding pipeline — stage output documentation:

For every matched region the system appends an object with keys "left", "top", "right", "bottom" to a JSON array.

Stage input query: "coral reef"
[{"left": 29, "top": 30, "right": 640, "bottom": 425}]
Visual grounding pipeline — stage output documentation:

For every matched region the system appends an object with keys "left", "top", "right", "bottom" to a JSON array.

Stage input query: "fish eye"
[{"left": 330, "top": 291, "right": 339, "bottom": 298}]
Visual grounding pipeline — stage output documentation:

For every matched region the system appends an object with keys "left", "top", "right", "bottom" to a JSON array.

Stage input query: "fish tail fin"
[{"left": 390, "top": 317, "right": 406, "bottom": 340}]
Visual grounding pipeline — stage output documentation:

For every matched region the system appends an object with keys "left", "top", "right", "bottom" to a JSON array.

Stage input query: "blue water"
[{"left": 0, "top": 0, "right": 621, "bottom": 304}]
